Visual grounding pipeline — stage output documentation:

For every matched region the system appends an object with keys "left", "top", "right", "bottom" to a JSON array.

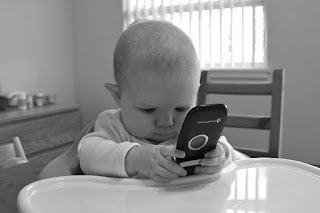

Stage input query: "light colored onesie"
[{"left": 78, "top": 109, "right": 236, "bottom": 178}]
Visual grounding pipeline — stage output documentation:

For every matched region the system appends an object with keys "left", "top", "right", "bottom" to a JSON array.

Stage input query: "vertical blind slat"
[
  {"left": 143, "top": 0, "right": 148, "bottom": 18},
  {"left": 242, "top": 0, "right": 245, "bottom": 66},
  {"left": 127, "top": 0, "right": 133, "bottom": 26},
  {"left": 219, "top": 0, "right": 223, "bottom": 67},
  {"left": 123, "top": 0, "right": 127, "bottom": 27},
  {"left": 199, "top": 0, "right": 203, "bottom": 63},
  {"left": 230, "top": 0, "right": 234, "bottom": 67},
  {"left": 209, "top": 0, "right": 213, "bottom": 68},
  {"left": 263, "top": 0, "right": 268, "bottom": 67},
  {"left": 136, "top": 0, "right": 140, "bottom": 19},
  {"left": 151, "top": 0, "right": 156, "bottom": 17},
  {"left": 161, "top": 0, "right": 165, "bottom": 19},
  {"left": 189, "top": 0, "right": 193, "bottom": 38},
  {"left": 179, "top": 0, "right": 183, "bottom": 25},
  {"left": 252, "top": 3, "right": 256, "bottom": 66},
  {"left": 170, "top": 0, "right": 174, "bottom": 22}
]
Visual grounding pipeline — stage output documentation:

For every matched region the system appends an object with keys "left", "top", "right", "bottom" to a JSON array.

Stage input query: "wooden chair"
[
  {"left": 39, "top": 122, "right": 95, "bottom": 179},
  {"left": 198, "top": 69, "right": 284, "bottom": 158},
  {"left": 0, "top": 137, "right": 28, "bottom": 169}
]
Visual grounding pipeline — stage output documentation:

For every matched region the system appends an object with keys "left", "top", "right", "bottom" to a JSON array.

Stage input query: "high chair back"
[
  {"left": 0, "top": 137, "right": 28, "bottom": 169},
  {"left": 198, "top": 69, "right": 284, "bottom": 158},
  {"left": 39, "top": 121, "right": 95, "bottom": 179}
]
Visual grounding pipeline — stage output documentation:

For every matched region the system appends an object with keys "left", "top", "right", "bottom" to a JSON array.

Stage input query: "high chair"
[
  {"left": 0, "top": 137, "right": 28, "bottom": 169},
  {"left": 39, "top": 122, "right": 95, "bottom": 179},
  {"left": 197, "top": 69, "right": 284, "bottom": 158}
]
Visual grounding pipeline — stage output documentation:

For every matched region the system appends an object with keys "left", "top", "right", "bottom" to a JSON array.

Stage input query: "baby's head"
[
  {"left": 106, "top": 20, "right": 201, "bottom": 143},
  {"left": 113, "top": 19, "right": 200, "bottom": 91}
]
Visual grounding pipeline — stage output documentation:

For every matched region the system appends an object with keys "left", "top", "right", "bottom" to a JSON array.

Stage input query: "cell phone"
[{"left": 176, "top": 104, "right": 228, "bottom": 175}]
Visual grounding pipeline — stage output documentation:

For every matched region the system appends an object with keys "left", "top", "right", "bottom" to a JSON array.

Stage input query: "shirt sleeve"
[
  {"left": 78, "top": 111, "right": 140, "bottom": 177},
  {"left": 218, "top": 136, "right": 236, "bottom": 164}
]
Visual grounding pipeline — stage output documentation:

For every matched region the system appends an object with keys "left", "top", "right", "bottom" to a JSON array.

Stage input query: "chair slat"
[
  {"left": 207, "top": 83, "right": 273, "bottom": 95},
  {"left": 268, "top": 69, "right": 284, "bottom": 158},
  {"left": 226, "top": 115, "right": 271, "bottom": 129}
]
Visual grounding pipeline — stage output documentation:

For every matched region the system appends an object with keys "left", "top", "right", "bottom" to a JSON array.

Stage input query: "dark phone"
[{"left": 176, "top": 104, "right": 227, "bottom": 175}]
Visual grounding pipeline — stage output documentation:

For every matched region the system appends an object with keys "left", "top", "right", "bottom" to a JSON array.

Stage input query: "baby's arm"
[
  {"left": 78, "top": 110, "right": 187, "bottom": 182},
  {"left": 78, "top": 111, "right": 140, "bottom": 177},
  {"left": 194, "top": 136, "right": 235, "bottom": 175},
  {"left": 78, "top": 135, "right": 139, "bottom": 177},
  {"left": 125, "top": 144, "right": 187, "bottom": 183}
]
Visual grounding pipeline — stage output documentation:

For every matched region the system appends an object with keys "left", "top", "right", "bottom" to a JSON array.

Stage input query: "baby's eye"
[
  {"left": 139, "top": 108, "right": 155, "bottom": 113},
  {"left": 175, "top": 107, "right": 189, "bottom": 112}
]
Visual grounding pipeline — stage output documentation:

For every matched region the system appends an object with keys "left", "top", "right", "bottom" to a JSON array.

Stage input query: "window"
[{"left": 123, "top": 0, "right": 267, "bottom": 69}]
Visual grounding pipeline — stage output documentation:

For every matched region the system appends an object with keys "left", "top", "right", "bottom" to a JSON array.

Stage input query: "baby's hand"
[
  {"left": 194, "top": 143, "right": 227, "bottom": 175},
  {"left": 125, "top": 145, "right": 187, "bottom": 183}
]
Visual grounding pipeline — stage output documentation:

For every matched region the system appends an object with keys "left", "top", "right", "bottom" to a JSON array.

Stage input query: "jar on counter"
[
  {"left": 34, "top": 93, "right": 44, "bottom": 107},
  {"left": 27, "top": 95, "right": 34, "bottom": 109},
  {"left": 17, "top": 93, "right": 27, "bottom": 110},
  {"left": 48, "top": 95, "right": 56, "bottom": 105},
  {"left": 0, "top": 95, "right": 7, "bottom": 111}
]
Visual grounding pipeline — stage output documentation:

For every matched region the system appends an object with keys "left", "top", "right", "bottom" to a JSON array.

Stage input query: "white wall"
[
  {"left": 0, "top": 0, "right": 75, "bottom": 105},
  {"left": 73, "top": 0, "right": 122, "bottom": 125},
  {"left": 268, "top": 0, "right": 320, "bottom": 164}
]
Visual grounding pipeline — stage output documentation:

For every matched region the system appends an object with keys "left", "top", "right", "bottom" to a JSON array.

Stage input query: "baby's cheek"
[
  {"left": 123, "top": 113, "right": 152, "bottom": 137},
  {"left": 176, "top": 114, "right": 187, "bottom": 131}
]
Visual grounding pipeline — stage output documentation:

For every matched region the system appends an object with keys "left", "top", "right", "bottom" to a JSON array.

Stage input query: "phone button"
[{"left": 188, "top": 134, "right": 208, "bottom": 150}]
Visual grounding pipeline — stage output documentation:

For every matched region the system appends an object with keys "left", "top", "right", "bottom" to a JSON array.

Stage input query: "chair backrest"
[
  {"left": 197, "top": 69, "right": 284, "bottom": 158},
  {"left": 39, "top": 121, "right": 95, "bottom": 179},
  {"left": 0, "top": 137, "right": 28, "bottom": 169}
]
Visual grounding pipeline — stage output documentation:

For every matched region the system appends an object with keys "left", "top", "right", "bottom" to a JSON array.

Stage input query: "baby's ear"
[{"left": 105, "top": 83, "right": 121, "bottom": 106}]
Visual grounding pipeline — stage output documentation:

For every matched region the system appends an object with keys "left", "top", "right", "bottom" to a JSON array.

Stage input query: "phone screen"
[{"left": 176, "top": 104, "right": 227, "bottom": 175}]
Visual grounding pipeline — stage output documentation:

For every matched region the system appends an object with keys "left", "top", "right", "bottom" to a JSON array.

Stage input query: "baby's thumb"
[{"left": 160, "top": 145, "right": 185, "bottom": 158}]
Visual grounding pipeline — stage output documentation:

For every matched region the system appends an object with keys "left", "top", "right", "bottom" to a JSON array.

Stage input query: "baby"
[{"left": 78, "top": 20, "right": 235, "bottom": 183}]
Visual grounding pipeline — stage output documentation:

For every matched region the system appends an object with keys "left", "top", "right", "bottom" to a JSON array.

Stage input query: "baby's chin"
[
  {"left": 146, "top": 138, "right": 163, "bottom": 145},
  {"left": 146, "top": 135, "right": 178, "bottom": 145}
]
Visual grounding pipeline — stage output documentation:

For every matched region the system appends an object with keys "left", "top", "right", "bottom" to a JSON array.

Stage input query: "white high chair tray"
[{"left": 18, "top": 158, "right": 320, "bottom": 213}]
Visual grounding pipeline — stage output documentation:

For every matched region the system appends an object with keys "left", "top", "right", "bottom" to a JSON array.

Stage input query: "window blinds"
[{"left": 123, "top": 0, "right": 266, "bottom": 69}]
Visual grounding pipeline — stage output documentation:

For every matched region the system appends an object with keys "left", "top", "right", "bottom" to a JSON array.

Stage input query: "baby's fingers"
[
  {"left": 159, "top": 145, "right": 185, "bottom": 158},
  {"left": 158, "top": 145, "right": 187, "bottom": 177},
  {"left": 204, "top": 143, "right": 225, "bottom": 158},
  {"left": 150, "top": 174, "right": 172, "bottom": 183},
  {"left": 194, "top": 164, "right": 225, "bottom": 175},
  {"left": 155, "top": 166, "right": 180, "bottom": 180},
  {"left": 200, "top": 154, "right": 226, "bottom": 167}
]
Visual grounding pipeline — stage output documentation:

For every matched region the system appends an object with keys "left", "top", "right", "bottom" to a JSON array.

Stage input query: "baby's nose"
[{"left": 156, "top": 113, "right": 174, "bottom": 127}]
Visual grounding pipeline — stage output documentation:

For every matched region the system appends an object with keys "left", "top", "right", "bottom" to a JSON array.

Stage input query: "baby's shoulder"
[
  {"left": 99, "top": 108, "right": 120, "bottom": 115},
  {"left": 98, "top": 109, "right": 121, "bottom": 121},
  {"left": 95, "top": 108, "right": 124, "bottom": 131},
  {"left": 95, "top": 109, "right": 132, "bottom": 142}
]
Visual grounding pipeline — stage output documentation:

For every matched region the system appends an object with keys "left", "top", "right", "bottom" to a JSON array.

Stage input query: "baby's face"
[{"left": 119, "top": 69, "right": 200, "bottom": 144}]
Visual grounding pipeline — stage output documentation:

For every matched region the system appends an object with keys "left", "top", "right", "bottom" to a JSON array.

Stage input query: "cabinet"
[{"left": 0, "top": 104, "right": 82, "bottom": 166}]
